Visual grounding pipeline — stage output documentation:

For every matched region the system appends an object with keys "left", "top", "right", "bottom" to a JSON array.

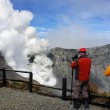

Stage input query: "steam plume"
[{"left": 0, "top": 0, "right": 56, "bottom": 86}]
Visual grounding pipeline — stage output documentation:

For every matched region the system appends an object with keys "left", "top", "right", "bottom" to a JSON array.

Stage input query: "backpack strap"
[{"left": 74, "top": 59, "right": 79, "bottom": 80}]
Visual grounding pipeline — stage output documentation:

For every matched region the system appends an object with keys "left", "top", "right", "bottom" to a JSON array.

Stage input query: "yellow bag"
[{"left": 104, "top": 66, "right": 110, "bottom": 76}]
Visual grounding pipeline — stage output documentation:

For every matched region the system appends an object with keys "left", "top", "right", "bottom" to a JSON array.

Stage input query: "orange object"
[{"left": 104, "top": 66, "right": 110, "bottom": 76}]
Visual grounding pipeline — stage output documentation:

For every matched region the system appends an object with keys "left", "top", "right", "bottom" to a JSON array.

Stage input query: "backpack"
[{"left": 104, "top": 66, "right": 110, "bottom": 76}]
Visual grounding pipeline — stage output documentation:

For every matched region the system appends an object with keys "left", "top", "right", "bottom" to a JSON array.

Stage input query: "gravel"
[{"left": 0, "top": 87, "right": 109, "bottom": 110}]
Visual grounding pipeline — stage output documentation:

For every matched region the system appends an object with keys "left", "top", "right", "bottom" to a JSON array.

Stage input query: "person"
[
  {"left": 71, "top": 48, "right": 92, "bottom": 110},
  {"left": 104, "top": 65, "right": 110, "bottom": 76}
]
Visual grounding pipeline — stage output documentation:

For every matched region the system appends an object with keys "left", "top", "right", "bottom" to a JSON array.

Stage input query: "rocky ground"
[{"left": 0, "top": 87, "right": 109, "bottom": 110}]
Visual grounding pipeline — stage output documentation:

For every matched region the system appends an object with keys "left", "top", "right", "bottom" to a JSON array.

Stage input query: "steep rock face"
[
  {"left": 0, "top": 53, "right": 24, "bottom": 80},
  {"left": 49, "top": 44, "right": 110, "bottom": 93},
  {"left": 0, "top": 44, "right": 110, "bottom": 93},
  {"left": 88, "top": 44, "right": 110, "bottom": 93}
]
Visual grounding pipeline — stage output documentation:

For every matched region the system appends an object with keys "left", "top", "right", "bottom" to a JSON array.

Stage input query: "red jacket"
[{"left": 71, "top": 55, "right": 91, "bottom": 81}]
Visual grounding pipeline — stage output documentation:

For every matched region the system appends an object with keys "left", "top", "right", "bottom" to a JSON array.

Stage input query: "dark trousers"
[{"left": 73, "top": 80, "right": 89, "bottom": 99}]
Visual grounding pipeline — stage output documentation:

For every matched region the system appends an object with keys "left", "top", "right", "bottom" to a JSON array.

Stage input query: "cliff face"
[
  {"left": 49, "top": 44, "right": 110, "bottom": 93},
  {"left": 0, "top": 53, "right": 24, "bottom": 80},
  {"left": 0, "top": 44, "right": 110, "bottom": 93},
  {"left": 88, "top": 45, "right": 110, "bottom": 93}
]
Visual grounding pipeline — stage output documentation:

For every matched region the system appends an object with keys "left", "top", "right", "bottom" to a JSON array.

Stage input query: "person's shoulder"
[{"left": 86, "top": 56, "right": 91, "bottom": 60}]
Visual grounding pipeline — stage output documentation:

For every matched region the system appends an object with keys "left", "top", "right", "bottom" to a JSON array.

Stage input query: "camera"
[{"left": 72, "top": 54, "right": 78, "bottom": 61}]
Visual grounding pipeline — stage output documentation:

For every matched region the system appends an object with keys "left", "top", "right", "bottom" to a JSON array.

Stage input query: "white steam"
[{"left": 0, "top": 0, "right": 56, "bottom": 86}]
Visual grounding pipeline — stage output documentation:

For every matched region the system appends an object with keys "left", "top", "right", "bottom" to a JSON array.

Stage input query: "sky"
[{"left": 11, "top": 0, "right": 110, "bottom": 49}]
